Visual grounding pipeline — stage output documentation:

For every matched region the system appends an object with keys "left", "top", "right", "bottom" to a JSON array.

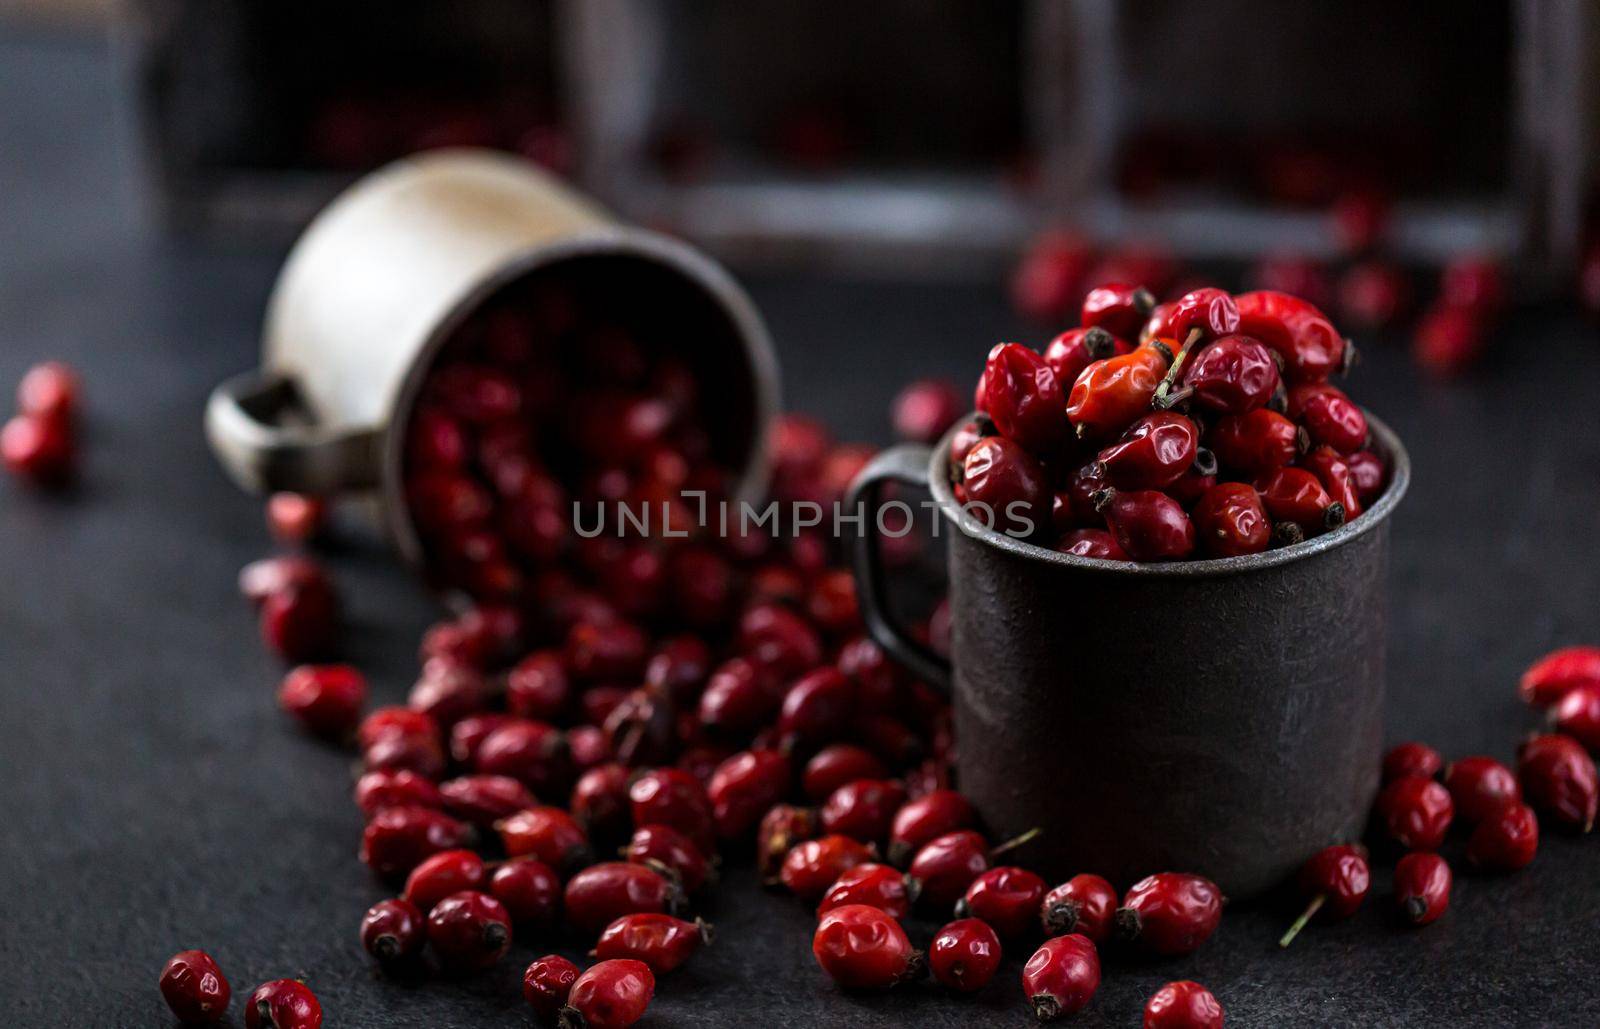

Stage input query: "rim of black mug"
[{"left": 926, "top": 407, "right": 1410, "bottom": 577}]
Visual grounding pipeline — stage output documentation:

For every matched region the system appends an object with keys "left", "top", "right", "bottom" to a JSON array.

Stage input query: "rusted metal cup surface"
[
  {"left": 849, "top": 413, "right": 1410, "bottom": 899},
  {"left": 205, "top": 148, "right": 778, "bottom": 568}
]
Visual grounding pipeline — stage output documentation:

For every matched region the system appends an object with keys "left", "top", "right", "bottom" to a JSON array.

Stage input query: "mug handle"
[
  {"left": 204, "top": 370, "right": 382, "bottom": 495},
  {"left": 846, "top": 443, "right": 953, "bottom": 693}
]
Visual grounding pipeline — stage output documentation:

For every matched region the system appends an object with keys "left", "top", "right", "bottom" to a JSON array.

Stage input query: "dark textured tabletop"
[{"left": 3, "top": 29, "right": 1600, "bottom": 1029}]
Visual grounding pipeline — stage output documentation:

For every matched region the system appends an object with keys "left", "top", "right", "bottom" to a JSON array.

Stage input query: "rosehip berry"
[
  {"left": 982, "top": 343, "right": 1071, "bottom": 458},
  {"left": 1057, "top": 527, "right": 1129, "bottom": 559},
  {"left": 928, "top": 917, "right": 1002, "bottom": 993},
  {"left": 507, "top": 650, "right": 571, "bottom": 721},
  {"left": 1082, "top": 282, "right": 1157, "bottom": 339},
  {"left": 1444, "top": 756, "right": 1522, "bottom": 824},
  {"left": 159, "top": 950, "right": 230, "bottom": 1023},
  {"left": 1093, "top": 488, "right": 1196, "bottom": 562},
  {"left": 1440, "top": 254, "right": 1507, "bottom": 315},
  {"left": 363, "top": 730, "right": 447, "bottom": 780},
  {"left": 629, "top": 767, "right": 715, "bottom": 852},
  {"left": 758, "top": 804, "right": 819, "bottom": 881},
  {"left": 568, "top": 725, "right": 612, "bottom": 772},
  {"left": 0, "top": 412, "right": 73, "bottom": 484},
  {"left": 490, "top": 856, "right": 562, "bottom": 926},
  {"left": 1412, "top": 303, "right": 1485, "bottom": 378},
  {"left": 1022, "top": 934, "right": 1100, "bottom": 1021},
  {"left": 643, "top": 635, "right": 712, "bottom": 704},
  {"left": 566, "top": 619, "right": 649, "bottom": 681},
  {"left": 818, "top": 862, "right": 915, "bottom": 920},
  {"left": 1166, "top": 287, "right": 1240, "bottom": 345},
  {"left": 266, "top": 492, "right": 326, "bottom": 545},
  {"left": 474, "top": 719, "right": 567, "bottom": 795},
  {"left": 738, "top": 602, "right": 824, "bottom": 679},
  {"left": 1096, "top": 412, "right": 1199, "bottom": 490},
  {"left": 560, "top": 958, "right": 655, "bottom": 1028},
  {"left": 908, "top": 829, "right": 1036, "bottom": 910},
  {"left": 888, "top": 789, "right": 975, "bottom": 866},
  {"left": 1234, "top": 290, "right": 1347, "bottom": 384},
  {"left": 960, "top": 435, "right": 1049, "bottom": 533},
  {"left": 405, "top": 848, "right": 487, "bottom": 913},
  {"left": 438, "top": 775, "right": 536, "bottom": 827},
  {"left": 524, "top": 954, "right": 581, "bottom": 1017},
  {"left": 17, "top": 360, "right": 79, "bottom": 421},
  {"left": 1181, "top": 333, "right": 1280, "bottom": 415},
  {"left": 259, "top": 583, "right": 338, "bottom": 662},
  {"left": 1115, "top": 873, "right": 1224, "bottom": 957},
  {"left": 1466, "top": 800, "right": 1539, "bottom": 872},
  {"left": 497, "top": 806, "right": 592, "bottom": 875},
  {"left": 1393, "top": 851, "right": 1452, "bottom": 926},
  {"left": 1040, "top": 873, "right": 1117, "bottom": 942},
  {"left": 1288, "top": 383, "right": 1368, "bottom": 453},
  {"left": 697, "top": 657, "right": 780, "bottom": 740},
  {"left": 1144, "top": 980, "right": 1224, "bottom": 1029},
  {"left": 571, "top": 764, "right": 632, "bottom": 840},
  {"left": 803, "top": 744, "right": 889, "bottom": 801},
  {"left": 243, "top": 979, "right": 321, "bottom": 1029},
  {"left": 813, "top": 904, "right": 923, "bottom": 990},
  {"left": 957, "top": 865, "right": 1047, "bottom": 937},
  {"left": 819, "top": 778, "right": 907, "bottom": 845},
  {"left": 1209, "top": 408, "right": 1303, "bottom": 478},
  {"left": 1256, "top": 466, "right": 1344, "bottom": 534},
  {"left": 354, "top": 768, "right": 443, "bottom": 817},
  {"left": 360, "top": 806, "right": 470, "bottom": 881},
  {"left": 625, "top": 823, "right": 712, "bottom": 893},
  {"left": 1519, "top": 646, "right": 1600, "bottom": 707},
  {"left": 564, "top": 861, "right": 682, "bottom": 937},
  {"left": 707, "top": 749, "right": 792, "bottom": 841},
  {"left": 1375, "top": 775, "right": 1454, "bottom": 850},
  {"left": 1552, "top": 683, "right": 1600, "bottom": 751},
  {"left": 360, "top": 898, "right": 425, "bottom": 963},
  {"left": 1249, "top": 254, "right": 1333, "bottom": 311},
  {"left": 1517, "top": 733, "right": 1598, "bottom": 832},
  {"left": 595, "top": 913, "right": 713, "bottom": 973},
  {"left": 1300, "top": 446, "right": 1364, "bottom": 520},
  {"left": 1383, "top": 741, "right": 1443, "bottom": 783},
  {"left": 277, "top": 664, "right": 366, "bottom": 737},
  {"left": 1044, "top": 326, "right": 1128, "bottom": 391},
  {"left": 1192, "top": 482, "right": 1271, "bottom": 557},
  {"left": 892, "top": 379, "right": 964, "bottom": 444},
  {"left": 1066, "top": 345, "right": 1171, "bottom": 442},
  {"left": 1343, "top": 449, "right": 1386, "bottom": 504},
  {"left": 426, "top": 889, "right": 512, "bottom": 971},
  {"left": 779, "top": 834, "right": 875, "bottom": 901},
  {"left": 1278, "top": 843, "right": 1370, "bottom": 947}
]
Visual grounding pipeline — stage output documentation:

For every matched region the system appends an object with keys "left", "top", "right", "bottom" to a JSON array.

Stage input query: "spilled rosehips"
[
  {"left": 1375, "top": 775, "right": 1454, "bottom": 850},
  {"left": 594, "top": 913, "right": 713, "bottom": 973},
  {"left": 360, "top": 898, "right": 426, "bottom": 964},
  {"left": 1444, "top": 756, "right": 1522, "bottom": 824},
  {"left": 426, "top": 889, "right": 512, "bottom": 971},
  {"left": 1466, "top": 801, "right": 1539, "bottom": 872},
  {"left": 957, "top": 865, "right": 1047, "bottom": 937},
  {"left": 1393, "top": 851, "right": 1452, "bottom": 927},
  {"left": 1115, "top": 872, "right": 1223, "bottom": 957},
  {"left": 243, "top": 979, "right": 321, "bottom": 1029},
  {"left": 1039, "top": 873, "right": 1117, "bottom": 942},
  {"left": 1519, "top": 646, "right": 1600, "bottom": 707},
  {"left": 524, "top": 954, "right": 581, "bottom": 1017},
  {"left": 1144, "top": 980, "right": 1225, "bottom": 1029},
  {"left": 812, "top": 904, "right": 923, "bottom": 990},
  {"left": 1278, "top": 844, "right": 1370, "bottom": 947},
  {"left": 159, "top": 950, "right": 231, "bottom": 1024},
  {"left": 1516, "top": 734, "right": 1598, "bottom": 832},
  {"left": 1383, "top": 741, "right": 1443, "bottom": 783},
  {"left": 564, "top": 862, "right": 683, "bottom": 937},
  {"left": 818, "top": 862, "right": 915, "bottom": 920},
  {"left": 561, "top": 958, "right": 655, "bottom": 1028},
  {"left": 928, "top": 917, "right": 1002, "bottom": 993},
  {"left": 1022, "top": 934, "right": 1100, "bottom": 1021}
]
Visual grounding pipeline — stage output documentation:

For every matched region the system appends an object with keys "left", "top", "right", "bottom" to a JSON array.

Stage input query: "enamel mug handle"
[
  {"left": 846, "top": 443, "right": 953, "bottom": 692},
  {"left": 204, "top": 370, "right": 382, "bottom": 495}
]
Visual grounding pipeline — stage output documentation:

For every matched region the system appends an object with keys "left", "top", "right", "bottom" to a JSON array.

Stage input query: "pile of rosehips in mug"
[{"left": 954, "top": 284, "right": 1385, "bottom": 561}]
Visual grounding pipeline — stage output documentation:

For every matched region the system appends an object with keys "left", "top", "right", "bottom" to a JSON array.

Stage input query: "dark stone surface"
[{"left": 3, "top": 28, "right": 1600, "bottom": 1029}]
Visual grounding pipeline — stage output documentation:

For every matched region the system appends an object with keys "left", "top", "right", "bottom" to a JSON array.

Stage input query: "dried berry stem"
[
  {"left": 1278, "top": 893, "right": 1325, "bottom": 948},
  {"left": 1153, "top": 328, "right": 1204, "bottom": 408}
]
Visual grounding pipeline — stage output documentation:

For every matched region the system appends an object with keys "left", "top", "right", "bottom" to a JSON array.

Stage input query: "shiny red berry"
[
  {"left": 277, "top": 664, "right": 366, "bottom": 737},
  {"left": 523, "top": 954, "right": 580, "bottom": 1017},
  {"left": 1288, "top": 383, "right": 1368, "bottom": 453},
  {"left": 1166, "top": 288, "right": 1240, "bottom": 344},
  {"left": 1300, "top": 446, "right": 1364, "bottom": 520},
  {"left": 571, "top": 763, "right": 632, "bottom": 840},
  {"left": 595, "top": 913, "right": 713, "bottom": 974},
  {"left": 427, "top": 889, "right": 512, "bottom": 971},
  {"left": 929, "top": 917, "right": 1002, "bottom": 993},
  {"left": 1115, "top": 873, "right": 1224, "bottom": 957},
  {"left": 507, "top": 651, "right": 571, "bottom": 721},
  {"left": 1517, "top": 734, "right": 1598, "bottom": 832},
  {"left": 1383, "top": 741, "right": 1443, "bottom": 783},
  {"left": 1096, "top": 412, "right": 1200, "bottom": 491},
  {"left": 259, "top": 582, "right": 338, "bottom": 662},
  {"left": 1412, "top": 303, "right": 1485, "bottom": 378},
  {"left": 780, "top": 834, "right": 875, "bottom": 901},
  {"left": 1144, "top": 980, "right": 1224, "bottom": 1029},
  {"left": 818, "top": 862, "right": 915, "bottom": 920},
  {"left": 360, "top": 898, "right": 425, "bottom": 964},
  {"left": 1520, "top": 646, "right": 1600, "bottom": 707},
  {"left": 560, "top": 958, "right": 655, "bottom": 1028},
  {"left": 907, "top": 830, "right": 997, "bottom": 910},
  {"left": 629, "top": 768, "right": 715, "bottom": 853},
  {"left": 813, "top": 904, "right": 923, "bottom": 990},
  {"left": 1393, "top": 851, "right": 1452, "bottom": 926},
  {"left": 1094, "top": 488, "right": 1195, "bottom": 562},
  {"left": 955, "top": 865, "right": 1046, "bottom": 938},
  {"left": 0, "top": 412, "right": 73, "bottom": 484},
  {"left": 1466, "top": 800, "right": 1539, "bottom": 871},
  {"left": 1375, "top": 775, "right": 1454, "bottom": 850},
  {"left": 625, "top": 824, "right": 711, "bottom": 893},
  {"left": 803, "top": 745, "right": 889, "bottom": 802},
  {"left": 1056, "top": 527, "right": 1129, "bottom": 559},
  {"left": 1552, "top": 683, "right": 1600, "bottom": 751},
  {"left": 1234, "top": 290, "right": 1346, "bottom": 384},
  {"left": 1192, "top": 482, "right": 1271, "bottom": 557},
  {"left": 1182, "top": 334, "right": 1279, "bottom": 415},
  {"left": 1012, "top": 232, "right": 1094, "bottom": 324},
  {"left": 887, "top": 790, "right": 974, "bottom": 866},
  {"left": 243, "top": 979, "right": 321, "bottom": 1029},
  {"left": 1022, "top": 934, "right": 1100, "bottom": 1021},
  {"left": 1039, "top": 873, "right": 1117, "bottom": 943},
  {"left": 354, "top": 768, "right": 443, "bottom": 817},
  {"left": 475, "top": 719, "right": 567, "bottom": 795},
  {"left": 1444, "top": 756, "right": 1522, "bottom": 824},
  {"left": 1044, "top": 326, "right": 1128, "bottom": 391},
  {"left": 564, "top": 861, "right": 682, "bottom": 937},
  {"left": 960, "top": 435, "right": 1049, "bottom": 533},
  {"left": 438, "top": 775, "right": 536, "bottom": 827},
  {"left": 982, "top": 343, "right": 1071, "bottom": 458},
  {"left": 1278, "top": 843, "right": 1370, "bottom": 947},
  {"left": 706, "top": 749, "right": 792, "bottom": 841},
  {"left": 360, "top": 806, "right": 470, "bottom": 881},
  {"left": 1082, "top": 283, "right": 1157, "bottom": 339},
  {"left": 776, "top": 667, "right": 857, "bottom": 749},
  {"left": 496, "top": 806, "right": 592, "bottom": 875},
  {"left": 1209, "top": 408, "right": 1303, "bottom": 477},
  {"left": 490, "top": 857, "right": 562, "bottom": 926},
  {"left": 404, "top": 848, "right": 486, "bottom": 913},
  {"left": 819, "top": 778, "right": 907, "bottom": 845},
  {"left": 1256, "top": 466, "right": 1344, "bottom": 534},
  {"left": 738, "top": 602, "right": 824, "bottom": 679},
  {"left": 159, "top": 950, "right": 231, "bottom": 1023}
]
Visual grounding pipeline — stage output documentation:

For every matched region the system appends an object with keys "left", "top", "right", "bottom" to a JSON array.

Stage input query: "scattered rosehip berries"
[
  {"left": 1393, "top": 851, "right": 1452, "bottom": 927},
  {"left": 243, "top": 979, "right": 321, "bottom": 1029},
  {"left": 159, "top": 950, "right": 231, "bottom": 1024},
  {"left": 523, "top": 954, "right": 581, "bottom": 1017},
  {"left": 928, "top": 917, "right": 1002, "bottom": 993},
  {"left": 1115, "top": 872, "right": 1224, "bottom": 957},
  {"left": 1022, "top": 934, "right": 1100, "bottom": 1021},
  {"left": 812, "top": 904, "right": 923, "bottom": 990},
  {"left": 1144, "top": 979, "right": 1225, "bottom": 1029},
  {"left": 561, "top": 958, "right": 655, "bottom": 1028},
  {"left": 1279, "top": 844, "right": 1370, "bottom": 947}
]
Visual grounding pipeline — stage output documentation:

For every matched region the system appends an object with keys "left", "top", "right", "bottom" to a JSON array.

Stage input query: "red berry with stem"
[
  {"left": 1467, "top": 800, "right": 1539, "bottom": 871},
  {"left": 1192, "top": 482, "right": 1271, "bottom": 558},
  {"left": 1022, "top": 934, "right": 1100, "bottom": 1021},
  {"left": 1144, "top": 980, "right": 1225, "bottom": 1029},
  {"left": 159, "top": 950, "right": 231, "bottom": 1024},
  {"left": 625, "top": 824, "right": 712, "bottom": 893},
  {"left": 524, "top": 954, "right": 581, "bottom": 1017},
  {"left": 1166, "top": 287, "right": 1240, "bottom": 343},
  {"left": 244, "top": 979, "right": 321, "bottom": 1029},
  {"left": 1082, "top": 283, "right": 1157, "bottom": 339},
  {"left": 360, "top": 898, "right": 425, "bottom": 964},
  {"left": 707, "top": 749, "right": 792, "bottom": 842},
  {"left": 803, "top": 745, "right": 889, "bottom": 801},
  {"left": 908, "top": 828, "right": 1039, "bottom": 910},
  {"left": 957, "top": 865, "right": 1047, "bottom": 937},
  {"left": 1093, "top": 488, "right": 1195, "bottom": 562},
  {"left": 1278, "top": 843, "right": 1370, "bottom": 947},
  {"left": 1444, "top": 756, "right": 1522, "bottom": 824},
  {"left": 1066, "top": 345, "right": 1171, "bottom": 442},
  {"left": 1044, "top": 326, "right": 1129, "bottom": 391},
  {"left": 1383, "top": 741, "right": 1443, "bottom": 783},
  {"left": 496, "top": 806, "right": 592, "bottom": 875},
  {"left": 0, "top": 412, "right": 73, "bottom": 484},
  {"left": 820, "top": 778, "right": 908, "bottom": 845},
  {"left": 404, "top": 848, "right": 487, "bottom": 913},
  {"left": 888, "top": 789, "right": 975, "bottom": 866},
  {"left": 1520, "top": 646, "right": 1600, "bottom": 707},
  {"left": 1039, "top": 873, "right": 1117, "bottom": 942},
  {"left": 1552, "top": 683, "right": 1600, "bottom": 751},
  {"left": 438, "top": 775, "right": 536, "bottom": 827},
  {"left": 1095, "top": 412, "right": 1200, "bottom": 490},
  {"left": 960, "top": 435, "right": 1049, "bottom": 533},
  {"left": 1393, "top": 851, "right": 1452, "bottom": 926},
  {"left": 757, "top": 804, "right": 819, "bottom": 881},
  {"left": 560, "top": 958, "right": 655, "bottom": 1028},
  {"left": 779, "top": 834, "right": 875, "bottom": 901},
  {"left": 277, "top": 665, "right": 366, "bottom": 738},
  {"left": 1256, "top": 466, "right": 1345, "bottom": 534},
  {"left": 17, "top": 360, "right": 80, "bottom": 422},
  {"left": 892, "top": 379, "right": 964, "bottom": 444},
  {"left": 595, "top": 913, "right": 714, "bottom": 973},
  {"left": 812, "top": 904, "right": 924, "bottom": 990},
  {"left": 427, "top": 889, "right": 512, "bottom": 971},
  {"left": 818, "top": 862, "right": 915, "bottom": 920},
  {"left": 1115, "top": 873, "right": 1224, "bottom": 957},
  {"left": 1181, "top": 334, "right": 1280, "bottom": 415},
  {"left": 564, "top": 861, "right": 683, "bottom": 937},
  {"left": 929, "top": 917, "right": 1002, "bottom": 993},
  {"left": 1517, "top": 733, "right": 1598, "bottom": 832},
  {"left": 490, "top": 857, "right": 562, "bottom": 926},
  {"left": 360, "top": 806, "right": 470, "bottom": 881},
  {"left": 1375, "top": 775, "right": 1454, "bottom": 850}
]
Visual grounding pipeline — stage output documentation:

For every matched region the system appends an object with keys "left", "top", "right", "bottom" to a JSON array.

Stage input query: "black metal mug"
[{"left": 848, "top": 413, "right": 1410, "bottom": 899}]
